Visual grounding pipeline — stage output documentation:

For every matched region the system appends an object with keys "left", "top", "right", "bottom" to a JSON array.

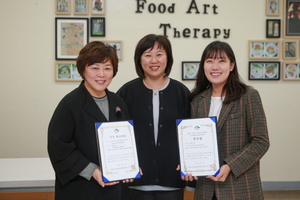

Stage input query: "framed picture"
[
  {"left": 55, "top": 18, "right": 89, "bottom": 60},
  {"left": 283, "top": 0, "right": 300, "bottom": 38},
  {"left": 74, "top": 0, "right": 88, "bottom": 15},
  {"left": 282, "top": 61, "right": 300, "bottom": 80},
  {"left": 266, "top": 19, "right": 281, "bottom": 38},
  {"left": 182, "top": 61, "right": 200, "bottom": 80},
  {"left": 248, "top": 40, "right": 280, "bottom": 60},
  {"left": 249, "top": 61, "right": 280, "bottom": 80},
  {"left": 282, "top": 40, "right": 299, "bottom": 59},
  {"left": 91, "top": 0, "right": 106, "bottom": 15},
  {"left": 55, "top": 0, "right": 71, "bottom": 15},
  {"left": 266, "top": 0, "right": 280, "bottom": 16},
  {"left": 91, "top": 17, "right": 105, "bottom": 36},
  {"left": 106, "top": 41, "right": 123, "bottom": 60},
  {"left": 55, "top": 61, "right": 82, "bottom": 81}
]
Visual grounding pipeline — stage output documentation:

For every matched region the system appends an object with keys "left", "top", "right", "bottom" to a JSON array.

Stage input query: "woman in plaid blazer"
[{"left": 186, "top": 41, "right": 270, "bottom": 200}]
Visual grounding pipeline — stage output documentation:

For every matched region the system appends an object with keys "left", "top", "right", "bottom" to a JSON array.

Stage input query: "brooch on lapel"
[{"left": 115, "top": 106, "right": 122, "bottom": 117}]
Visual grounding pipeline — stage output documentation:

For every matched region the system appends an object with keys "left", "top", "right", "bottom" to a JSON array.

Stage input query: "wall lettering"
[{"left": 135, "top": 0, "right": 231, "bottom": 39}]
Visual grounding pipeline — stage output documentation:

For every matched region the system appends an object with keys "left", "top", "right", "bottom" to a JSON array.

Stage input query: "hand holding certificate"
[
  {"left": 95, "top": 121, "right": 140, "bottom": 182},
  {"left": 177, "top": 117, "right": 220, "bottom": 177}
]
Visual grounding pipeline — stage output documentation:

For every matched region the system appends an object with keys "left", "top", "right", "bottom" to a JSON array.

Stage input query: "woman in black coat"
[{"left": 48, "top": 41, "right": 131, "bottom": 200}]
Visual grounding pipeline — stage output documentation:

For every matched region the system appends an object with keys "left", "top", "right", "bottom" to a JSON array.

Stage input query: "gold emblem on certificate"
[
  {"left": 95, "top": 121, "right": 140, "bottom": 182},
  {"left": 176, "top": 117, "right": 220, "bottom": 176}
]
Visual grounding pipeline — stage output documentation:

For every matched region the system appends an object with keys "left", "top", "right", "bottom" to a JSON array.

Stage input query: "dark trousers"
[{"left": 129, "top": 188, "right": 184, "bottom": 200}]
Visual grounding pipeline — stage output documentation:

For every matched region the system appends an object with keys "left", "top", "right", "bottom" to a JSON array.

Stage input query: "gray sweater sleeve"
[{"left": 79, "top": 162, "right": 98, "bottom": 180}]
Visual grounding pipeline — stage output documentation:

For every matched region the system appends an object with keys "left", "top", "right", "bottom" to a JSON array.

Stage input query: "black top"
[{"left": 117, "top": 78, "right": 191, "bottom": 188}]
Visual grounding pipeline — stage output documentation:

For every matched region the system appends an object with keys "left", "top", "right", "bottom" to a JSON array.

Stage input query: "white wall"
[{"left": 0, "top": 0, "right": 299, "bottom": 183}]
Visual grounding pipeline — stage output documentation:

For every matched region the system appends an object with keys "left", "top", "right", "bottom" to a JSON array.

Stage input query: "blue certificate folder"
[
  {"left": 176, "top": 117, "right": 220, "bottom": 177},
  {"left": 95, "top": 121, "right": 141, "bottom": 182}
]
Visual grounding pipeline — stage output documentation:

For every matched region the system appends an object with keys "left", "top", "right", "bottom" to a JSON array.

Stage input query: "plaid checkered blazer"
[{"left": 191, "top": 86, "right": 270, "bottom": 200}]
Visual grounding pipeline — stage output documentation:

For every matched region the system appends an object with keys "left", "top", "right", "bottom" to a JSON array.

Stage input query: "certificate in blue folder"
[
  {"left": 176, "top": 117, "right": 220, "bottom": 177},
  {"left": 95, "top": 120, "right": 140, "bottom": 182}
]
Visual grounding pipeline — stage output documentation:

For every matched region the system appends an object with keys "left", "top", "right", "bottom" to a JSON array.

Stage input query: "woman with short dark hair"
[
  {"left": 117, "top": 34, "right": 191, "bottom": 200},
  {"left": 48, "top": 41, "right": 131, "bottom": 200}
]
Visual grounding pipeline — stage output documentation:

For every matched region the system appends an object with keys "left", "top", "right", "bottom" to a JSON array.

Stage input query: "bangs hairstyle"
[
  {"left": 76, "top": 42, "right": 119, "bottom": 79},
  {"left": 189, "top": 41, "right": 247, "bottom": 103},
  {"left": 134, "top": 34, "right": 173, "bottom": 78},
  {"left": 204, "top": 47, "right": 233, "bottom": 62}
]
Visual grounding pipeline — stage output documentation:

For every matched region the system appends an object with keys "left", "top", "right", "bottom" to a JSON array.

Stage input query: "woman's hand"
[
  {"left": 92, "top": 167, "right": 119, "bottom": 187},
  {"left": 121, "top": 167, "right": 143, "bottom": 183},
  {"left": 122, "top": 179, "right": 134, "bottom": 183},
  {"left": 181, "top": 173, "right": 198, "bottom": 181},
  {"left": 177, "top": 165, "right": 198, "bottom": 181},
  {"left": 206, "top": 164, "right": 231, "bottom": 182}
]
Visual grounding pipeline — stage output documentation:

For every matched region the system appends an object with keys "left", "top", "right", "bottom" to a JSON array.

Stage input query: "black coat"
[{"left": 48, "top": 81, "right": 129, "bottom": 200}]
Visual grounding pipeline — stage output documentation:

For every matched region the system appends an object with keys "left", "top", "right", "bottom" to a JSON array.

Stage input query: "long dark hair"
[{"left": 189, "top": 41, "right": 247, "bottom": 104}]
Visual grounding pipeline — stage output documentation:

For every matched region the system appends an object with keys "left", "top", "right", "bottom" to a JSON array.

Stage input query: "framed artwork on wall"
[
  {"left": 55, "top": 0, "right": 71, "bottom": 15},
  {"left": 248, "top": 40, "right": 280, "bottom": 60},
  {"left": 266, "top": 0, "right": 280, "bottom": 16},
  {"left": 55, "top": 18, "right": 89, "bottom": 60},
  {"left": 91, "top": 17, "right": 105, "bottom": 36},
  {"left": 55, "top": 61, "right": 82, "bottom": 81},
  {"left": 91, "top": 0, "right": 106, "bottom": 15},
  {"left": 283, "top": 0, "right": 300, "bottom": 38},
  {"left": 282, "top": 40, "right": 299, "bottom": 59},
  {"left": 182, "top": 61, "right": 200, "bottom": 80},
  {"left": 106, "top": 41, "right": 123, "bottom": 60},
  {"left": 266, "top": 19, "right": 281, "bottom": 38},
  {"left": 282, "top": 61, "right": 300, "bottom": 80},
  {"left": 74, "top": 0, "right": 88, "bottom": 15},
  {"left": 249, "top": 61, "right": 280, "bottom": 80}
]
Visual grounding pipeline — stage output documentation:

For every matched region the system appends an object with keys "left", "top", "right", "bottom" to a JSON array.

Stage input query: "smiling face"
[
  {"left": 83, "top": 60, "right": 114, "bottom": 98},
  {"left": 140, "top": 42, "right": 167, "bottom": 79},
  {"left": 204, "top": 51, "right": 234, "bottom": 90}
]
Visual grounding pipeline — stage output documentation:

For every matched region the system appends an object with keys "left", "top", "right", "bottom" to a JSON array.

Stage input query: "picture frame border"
[
  {"left": 73, "top": 0, "right": 88, "bottom": 15},
  {"left": 55, "top": 17, "right": 89, "bottom": 60},
  {"left": 55, "top": 0, "right": 71, "bottom": 15},
  {"left": 90, "top": 17, "right": 106, "bottom": 37},
  {"left": 91, "top": 0, "right": 106, "bottom": 15},
  {"left": 104, "top": 40, "right": 123, "bottom": 60},
  {"left": 266, "top": 19, "right": 281, "bottom": 38},
  {"left": 55, "top": 61, "right": 82, "bottom": 82},
  {"left": 181, "top": 61, "right": 200, "bottom": 80},
  {"left": 282, "top": 40, "right": 299, "bottom": 60},
  {"left": 282, "top": 61, "right": 300, "bottom": 80},
  {"left": 248, "top": 61, "right": 281, "bottom": 80},
  {"left": 283, "top": 0, "right": 300, "bottom": 38},
  {"left": 266, "top": 0, "right": 280, "bottom": 16},
  {"left": 248, "top": 40, "right": 280, "bottom": 60}
]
